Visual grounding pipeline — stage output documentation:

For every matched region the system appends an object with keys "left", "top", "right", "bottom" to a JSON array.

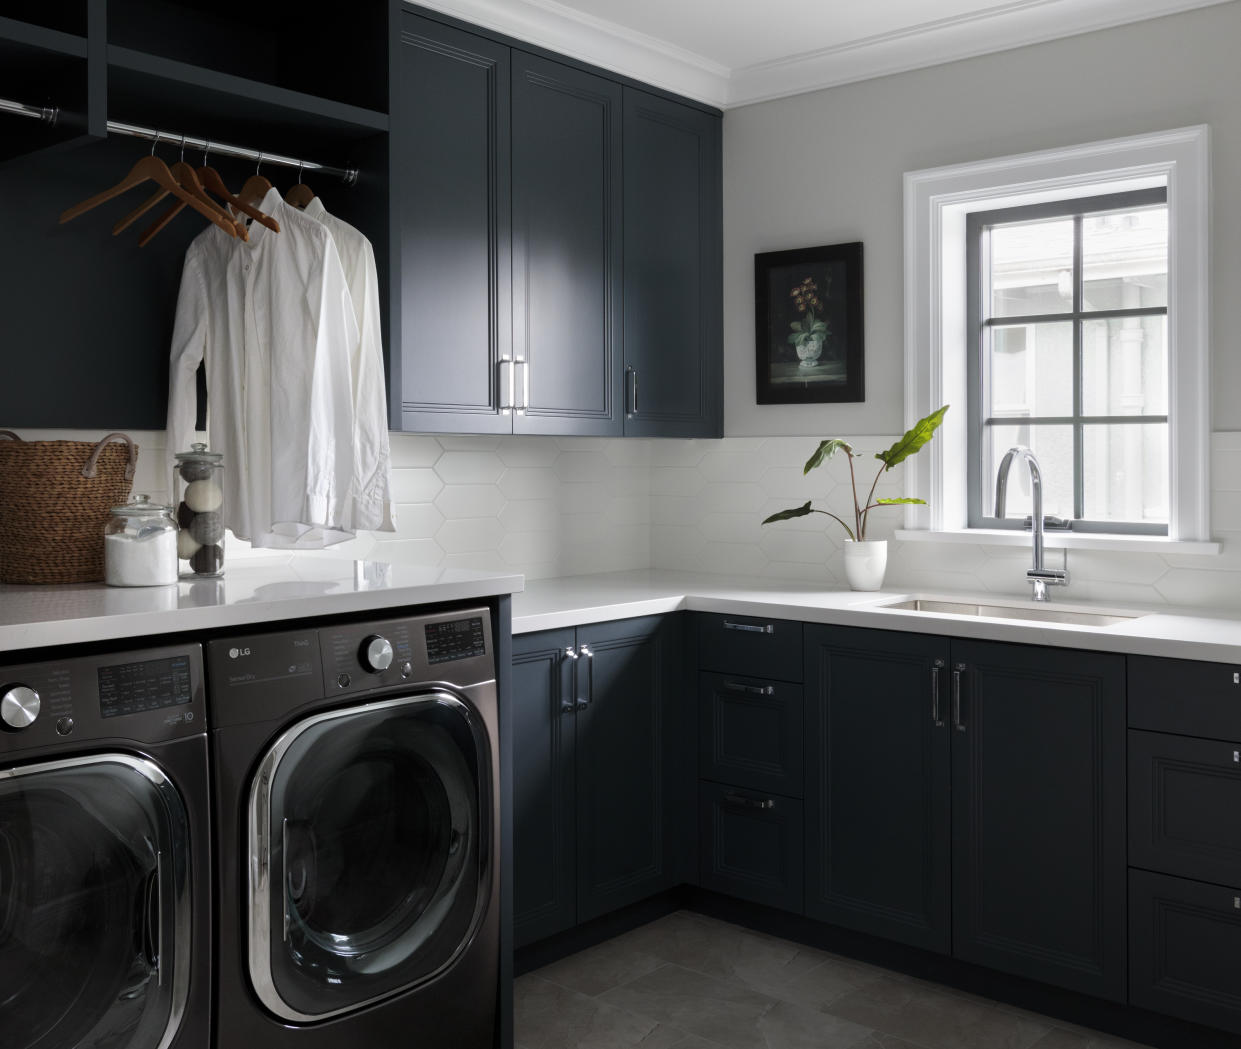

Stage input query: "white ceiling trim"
[
  {"left": 728, "top": 0, "right": 1237, "bottom": 106},
  {"left": 406, "top": 0, "right": 730, "bottom": 107},
  {"left": 406, "top": 0, "right": 1236, "bottom": 110}
]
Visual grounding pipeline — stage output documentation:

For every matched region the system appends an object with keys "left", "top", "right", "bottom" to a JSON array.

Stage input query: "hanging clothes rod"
[
  {"left": 0, "top": 97, "right": 59, "bottom": 125},
  {"left": 106, "top": 120, "right": 359, "bottom": 186}
]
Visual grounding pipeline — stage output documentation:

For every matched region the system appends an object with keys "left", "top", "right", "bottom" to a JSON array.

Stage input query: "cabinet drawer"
[
  {"left": 699, "top": 672, "right": 803, "bottom": 797},
  {"left": 1130, "top": 868, "right": 1241, "bottom": 1036},
  {"left": 696, "top": 612, "right": 802, "bottom": 681},
  {"left": 699, "top": 782, "right": 803, "bottom": 913},
  {"left": 1129, "top": 729, "right": 1241, "bottom": 887},
  {"left": 1129, "top": 655, "right": 1241, "bottom": 739}
]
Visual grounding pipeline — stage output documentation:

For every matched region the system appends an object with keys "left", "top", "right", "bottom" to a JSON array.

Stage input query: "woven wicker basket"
[{"left": 0, "top": 431, "right": 139, "bottom": 584}]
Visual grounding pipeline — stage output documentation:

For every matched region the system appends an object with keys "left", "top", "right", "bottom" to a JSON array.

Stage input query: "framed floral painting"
[{"left": 754, "top": 242, "right": 864, "bottom": 404}]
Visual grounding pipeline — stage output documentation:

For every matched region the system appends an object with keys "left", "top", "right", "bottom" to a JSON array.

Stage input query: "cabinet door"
[
  {"left": 512, "top": 629, "right": 577, "bottom": 948},
  {"left": 621, "top": 89, "right": 722, "bottom": 437},
  {"left": 576, "top": 616, "right": 684, "bottom": 921},
  {"left": 950, "top": 639, "right": 1126, "bottom": 1002},
  {"left": 804, "top": 626, "right": 951, "bottom": 953},
  {"left": 699, "top": 782, "right": 803, "bottom": 912},
  {"left": 396, "top": 16, "right": 512, "bottom": 433},
  {"left": 512, "top": 53, "right": 623, "bottom": 436}
]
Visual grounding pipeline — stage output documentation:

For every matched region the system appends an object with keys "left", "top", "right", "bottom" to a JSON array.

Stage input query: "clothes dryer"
[
  {"left": 0, "top": 643, "right": 211, "bottom": 1049},
  {"left": 208, "top": 606, "right": 499, "bottom": 1049}
]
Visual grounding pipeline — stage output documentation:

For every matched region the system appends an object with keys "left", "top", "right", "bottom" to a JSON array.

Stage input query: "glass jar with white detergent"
[{"left": 103, "top": 495, "right": 179, "bottom": 586}]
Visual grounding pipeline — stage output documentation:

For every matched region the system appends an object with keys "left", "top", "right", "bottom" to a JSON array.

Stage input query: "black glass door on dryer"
[
  {"left": 0, "top": 754, "right": 191, "bottom": 1049},
  {"left": 248, "top": 692, "right": 490, "bottom": 1022}
]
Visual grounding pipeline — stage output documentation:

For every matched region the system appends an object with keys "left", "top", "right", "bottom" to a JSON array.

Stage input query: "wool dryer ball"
[{"left": 184, "top": 479, "right": 224, "bottom": 513}]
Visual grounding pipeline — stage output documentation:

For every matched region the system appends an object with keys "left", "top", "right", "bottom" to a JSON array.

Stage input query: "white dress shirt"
[
  {"left": 302, "top": 196, "right": 395, "bottom": 532},
  {"left": 166, "top": 187, "right": 358, "bottom": 548}
]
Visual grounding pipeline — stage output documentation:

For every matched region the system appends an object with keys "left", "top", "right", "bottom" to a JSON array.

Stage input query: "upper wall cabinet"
[
  {"left": 622, "top": 89, "right": 722, "bottom": 438},
  {"left": 394, "top": 11, "right": 722, "bottom": 438}
]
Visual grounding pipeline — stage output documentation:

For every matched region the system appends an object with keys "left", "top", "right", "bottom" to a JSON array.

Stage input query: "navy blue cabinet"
[
  {"left": 622, "top": 89, "right": 722, "bottom": 438},
  {"left": 512, "top": 616, "right": 686, "bottom": 948},
  {"left": 395, "top": 12, "right": 721, "bottom": 437},
  {"left": 805, "top": 627, "right": 1127, "bottom": 1002}
]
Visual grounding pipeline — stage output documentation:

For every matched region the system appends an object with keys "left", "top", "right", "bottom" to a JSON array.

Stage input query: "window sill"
[{"left": 894, "top": 529, "right": 1221, "bottom": 556}]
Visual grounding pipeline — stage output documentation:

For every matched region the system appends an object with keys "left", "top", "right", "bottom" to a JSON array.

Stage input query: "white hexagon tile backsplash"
[{"left": 10, "top": 428, "right": 1241, "bottom": 611}]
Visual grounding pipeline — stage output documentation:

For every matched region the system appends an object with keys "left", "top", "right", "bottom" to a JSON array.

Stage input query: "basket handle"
[
  {"left": 0, "top": 430, "right": 19, "bottom": 442},
  {"left": 82, "top": 433, "right": 138, "bottom": 481}
]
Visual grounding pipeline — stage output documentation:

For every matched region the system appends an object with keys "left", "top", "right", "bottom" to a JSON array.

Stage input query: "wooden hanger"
[
  {"left": 237, "top": 152, "right": 273, "bottom": 210},
  {"left": 139, "top": 160, "right": 248, "bottom": 246},
  {"left": 284, "top": 162, "right": 315, "bottom": 210},
  {"left": 198, "top": 156, "right": 280, "bottom": 233},
  {"left": 60, "top": 140, "right": 237, "bottom": 239}
]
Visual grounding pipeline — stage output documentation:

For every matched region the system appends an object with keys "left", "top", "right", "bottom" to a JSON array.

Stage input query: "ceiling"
[{"left": 411, "top": 0, "right": 1235, "bottom": 107}]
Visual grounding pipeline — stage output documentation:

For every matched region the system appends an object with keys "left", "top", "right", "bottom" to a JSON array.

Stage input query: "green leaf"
[
  {"left": 803, "top": 439, "right": 853, "bottom": 474},
  {"left": 761, "top": 501, "right": 814, "bottom": 524},
  {"left": 811, "top": 321, "right": 827, "bottom": 334},
  {"left": 790, "top": 321, "right": 803, "bottom": 332},
  {"left": 874, "top": 405, "right": 949, "bottom": 471},
  {"left": 874, "top": 497, "right": 926, "bottom": 505}
]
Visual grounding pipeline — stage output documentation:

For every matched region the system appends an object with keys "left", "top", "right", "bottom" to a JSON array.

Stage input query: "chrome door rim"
[
  {"left": 246, "top": 690, "right": 492, "bottom": 1023},
  {"left": 0, "top": 752, "right": 193, "bottom": 1049}
]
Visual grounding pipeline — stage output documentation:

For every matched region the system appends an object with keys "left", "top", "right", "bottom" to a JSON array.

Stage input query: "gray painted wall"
[{"left": 723, "top": 0, "right": 1241, "bottom": 436}]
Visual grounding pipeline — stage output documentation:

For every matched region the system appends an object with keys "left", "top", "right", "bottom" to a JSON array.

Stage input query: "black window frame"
[{"left": 966, "top": 187, "right": 1170, "bottom": 535}]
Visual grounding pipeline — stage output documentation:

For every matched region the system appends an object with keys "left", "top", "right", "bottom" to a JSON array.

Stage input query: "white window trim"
[{"left": 901, "top": 125, "right": 1211, "bottom": 545}]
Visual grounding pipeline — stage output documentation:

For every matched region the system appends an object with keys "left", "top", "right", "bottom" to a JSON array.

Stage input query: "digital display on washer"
[
  {"left": 99, "top": 656, "right": 193, "bottom": 718},
  {"left": 425, "top": 617, "right": 487, "bottom": 664}
]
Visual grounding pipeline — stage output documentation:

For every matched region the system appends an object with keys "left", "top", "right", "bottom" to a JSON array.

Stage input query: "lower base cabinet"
[
  {"left": 1130, "top": 868, "right": 1241, "bottom": 1035},
  {"left": 512, "top": 615, "right": 685, "bottom": 949},
  {"left": 805, "top": 626, "right": 1127, "bottom": 1002},
  {"left": 699, "top": 782, "right": 803, "bottom": 911}
]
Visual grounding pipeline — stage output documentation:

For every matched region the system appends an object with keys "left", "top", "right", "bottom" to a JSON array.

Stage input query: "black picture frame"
[{"left": 754, "top": 242, "right": 864, "bottom": 404}]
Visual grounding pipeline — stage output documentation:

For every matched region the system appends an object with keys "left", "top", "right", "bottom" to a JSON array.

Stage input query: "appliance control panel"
[
  {"left": 320, "top": 607, "right": 494, "bottom": 698},
  {"left": 0, "top": 644, "right": 205, "bottom": 755}
]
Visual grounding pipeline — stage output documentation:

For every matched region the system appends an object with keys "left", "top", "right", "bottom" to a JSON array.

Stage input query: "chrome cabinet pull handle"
[
  {"left": 516, "top": 359, "right": 529, "bottom": 415},
  {"left": 723, "top": 620, "right": 774, "bottom": 634},
  {"left": 724, "top": 792, "right": 776, "bottom": 811},
  {"left": 575, "top": 643, "right": 594, "bottom": 709},
  {"left": 625, "top": 366, "right": 638, "bottom": 416},
  {"left": 723, "top": 680, "right": 775, "bottom": 696},
  {"left": 498, "top": 356, "right": 514, "bottom": 414},
  {"left": 952, "top": 664, "right": 967, "bottom": 732},
  {"left": 931, "top": 659, "right": 945, "bottom": 727},
  {"left": 561, "top": 646, "right": 578, "bottom": 713}
]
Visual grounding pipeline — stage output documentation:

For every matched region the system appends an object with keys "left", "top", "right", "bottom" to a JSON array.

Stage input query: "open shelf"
[
  {"left": 107, "top": 0, "right": 389, "bottom": 114},
  {"left": 0, "top": 2, "right": 88, "bottom": 41},
  {"left": 107, "top": 47, "right": 388, "bottom": 161},
  {"left": 0, "top": 33, "right": 91, "bottom": 165}
]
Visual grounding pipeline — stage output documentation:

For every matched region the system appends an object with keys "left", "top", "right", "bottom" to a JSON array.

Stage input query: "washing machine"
[
  {"left": 208, "top": 605, "right": 500, "bottom": 1049},
  {"left": 0, "top": 642, "right": 211, "bottom": 1049}
]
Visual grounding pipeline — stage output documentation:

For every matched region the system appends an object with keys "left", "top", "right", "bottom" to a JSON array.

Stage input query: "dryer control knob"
[
  {"left": 1, "top": 685, "right": 41, "bottom": 730},
  {"left": 360, "top": 635, "right": 394, "bottom": 674}
]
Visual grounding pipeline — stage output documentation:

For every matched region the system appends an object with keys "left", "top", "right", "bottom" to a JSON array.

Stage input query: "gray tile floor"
[{"left": 514, "top": 911, "right": 1150, "bottom": 1049}]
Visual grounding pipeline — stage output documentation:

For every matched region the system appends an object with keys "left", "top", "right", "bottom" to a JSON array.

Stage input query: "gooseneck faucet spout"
[{"left": 994, "top": 446, "right": 1069, "bottom": 601}]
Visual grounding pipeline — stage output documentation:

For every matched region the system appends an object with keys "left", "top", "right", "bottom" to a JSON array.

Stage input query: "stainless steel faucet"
[{"left": 994, "top": 446, "right": 1069, "bottom": 602}]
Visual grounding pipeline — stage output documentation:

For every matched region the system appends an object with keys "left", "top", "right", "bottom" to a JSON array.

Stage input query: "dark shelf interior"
[
  {"left": 107, "top": 50, "right": 388, "bottom": 163},
  {"left": 107, "top": 0, "right": 389, "bottom": 114},
  {"left": 0, "top": 37, "right": 91, "bottom": 164},
  {"left": 0, "top": 2, "right": 87, "bottom": 40}
]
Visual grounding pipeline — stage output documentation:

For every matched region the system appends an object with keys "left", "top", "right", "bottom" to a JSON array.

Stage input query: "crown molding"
[
  {"left": 405, "top": 0, "right": 730, "bottom": 107},
  {"left": 405, "top": 0, "right": 1235, "bottom": 110},
  {"left": 726, "top": 0, "right": 1236, "bottom": 106}
]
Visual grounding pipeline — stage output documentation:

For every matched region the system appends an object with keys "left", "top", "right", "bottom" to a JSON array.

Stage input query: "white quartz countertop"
[
  {"left": 512, "top": 570, "right": 1241, "bottom": 665},
  {"left": 0, "top": 559, "right": 524, "bottom": 654}
]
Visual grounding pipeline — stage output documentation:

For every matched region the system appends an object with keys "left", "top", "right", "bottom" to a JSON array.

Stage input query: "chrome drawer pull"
[
  {"left": 952, "top": 664, "right": 967, "bottom": 732},
  {"left": 723, "top": 621, "right": 773, "bottom": 634},
  {"left": 723, "top": 681, "right": 775, "bottom": 696},
  {"left": 931, "top": 659, "right": 945, "bottom": 727},
  {"left": 724, "top": 792, "right": 776, "bottom": 811}
]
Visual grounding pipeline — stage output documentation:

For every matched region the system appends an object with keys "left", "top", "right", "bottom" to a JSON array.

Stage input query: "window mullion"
[{"left": 1072, "top": 212, "right": 1085, "bottom": 522}]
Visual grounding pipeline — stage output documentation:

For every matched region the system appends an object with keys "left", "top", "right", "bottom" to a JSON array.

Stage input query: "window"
[
  {"left": 902, "top": 126, "right": 1210, "bottom": 545},
  {"left": 967, "top": 189, "right": 1169, "bottom": 535}
]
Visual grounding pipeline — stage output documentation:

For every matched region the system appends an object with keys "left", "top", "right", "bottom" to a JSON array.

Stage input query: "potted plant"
[
  {"left": 788, "top": 275, "right": 829, "bottom": 367},
  {"left": 762, "top": 405, "right": 949, "bottom": 591}
]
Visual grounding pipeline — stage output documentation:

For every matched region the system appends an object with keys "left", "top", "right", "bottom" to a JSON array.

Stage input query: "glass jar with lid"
[
  {"left": 103, "top": 495, "right": 179, "bottom": 587},
  {"left": 174, "top": 443, "right": 225, "bottom": 578}
]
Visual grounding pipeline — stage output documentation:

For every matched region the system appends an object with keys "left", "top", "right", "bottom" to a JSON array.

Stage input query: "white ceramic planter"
[{"left": 843, "top": 539, "right": 887, "bottom": 591}]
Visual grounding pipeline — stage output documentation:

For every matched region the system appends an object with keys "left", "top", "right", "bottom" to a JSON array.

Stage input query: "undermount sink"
[{"left": 876, "top": 598, "right": 1143, "bottom": 628}]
